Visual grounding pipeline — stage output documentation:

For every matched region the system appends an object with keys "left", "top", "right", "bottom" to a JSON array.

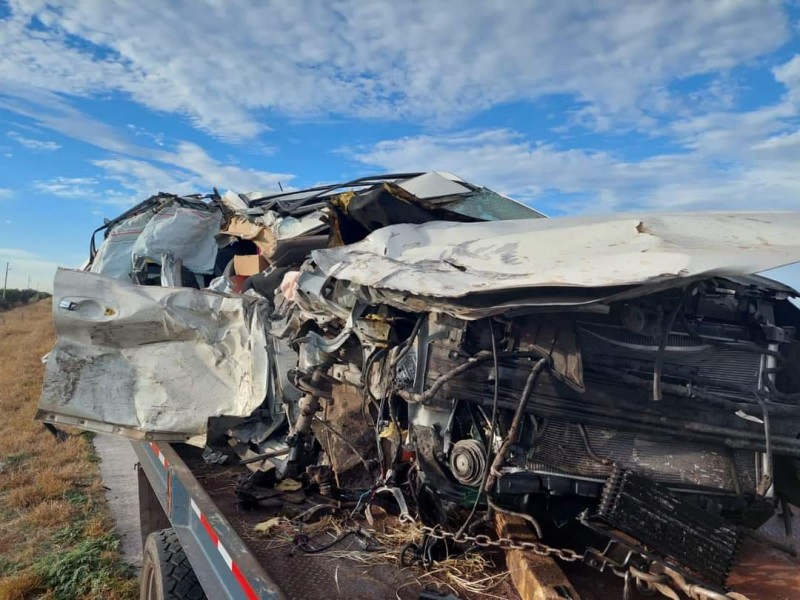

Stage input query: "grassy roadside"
[{"left": 0, "top": 301, "right": 137, "bottom": 600}]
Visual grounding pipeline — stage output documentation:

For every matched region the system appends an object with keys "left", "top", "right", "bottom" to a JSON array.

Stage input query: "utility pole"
[
  {"left": 2, "top": 262, "right": 9, "bottom": 299},
  {"left": 27, "top": 275, "right": 31, "bottom": 290}
]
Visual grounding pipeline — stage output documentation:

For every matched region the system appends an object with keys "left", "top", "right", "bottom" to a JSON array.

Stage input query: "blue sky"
[{"left": 1, "top": 0, "right": 799, "bottom": 292}]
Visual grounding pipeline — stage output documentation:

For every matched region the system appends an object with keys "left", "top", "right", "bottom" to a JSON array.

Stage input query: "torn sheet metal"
[
  {"left": 312, "top": 212, "right": 800, "bottom": 299},
  {"left": 398, "top": 171, "right": 471, "bottom": 199},
  {"left": 221, "top": 189, "right": 251, "bottom": 212},
  {"left": 37, "top": 268, "right": 268, "bottom": 439},
  {"left": 256, "top": 210, "right": 327, "bottom": 240},
  {"left": 90, "top": 209, "right": 156, "bottom": 279},
  {"left": 131, "top": 205, "right": 221, "bottom": 274}
]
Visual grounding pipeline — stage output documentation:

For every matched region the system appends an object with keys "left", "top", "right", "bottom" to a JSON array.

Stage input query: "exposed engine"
[
  {"left": 259, "top": 261, "right": 800, "bottom": 590},
  {"left": 399, "top": 283, "right": 800, "bottom": 505}
]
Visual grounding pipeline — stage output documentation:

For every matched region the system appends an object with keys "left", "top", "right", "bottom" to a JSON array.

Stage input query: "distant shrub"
[{"left": 0, "top": 290, "right": 51, "bottom": 312}]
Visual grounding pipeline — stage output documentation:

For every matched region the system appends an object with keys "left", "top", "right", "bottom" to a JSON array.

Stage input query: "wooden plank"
[{"left": 495, "top": 512, "right": 580, "bottom": 600}]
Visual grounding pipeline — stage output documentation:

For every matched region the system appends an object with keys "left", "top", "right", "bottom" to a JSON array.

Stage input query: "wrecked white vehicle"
[{"left": 38, "top": 174, "right": 800, "bottom": 599}]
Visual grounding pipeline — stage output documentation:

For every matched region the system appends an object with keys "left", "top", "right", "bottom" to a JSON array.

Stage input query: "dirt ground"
[{"left": 0, "top": 301, "right": 137, "bottom": 600}]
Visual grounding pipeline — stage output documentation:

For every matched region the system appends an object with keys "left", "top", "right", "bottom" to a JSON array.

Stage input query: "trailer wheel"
[{"left": 141, "top": 528, "right": 206, "bottom": 600}]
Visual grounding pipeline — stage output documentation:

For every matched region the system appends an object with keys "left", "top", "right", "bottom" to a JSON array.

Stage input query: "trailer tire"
[{"left": 141, "top": 528, "right": 206, "bottom": 600}]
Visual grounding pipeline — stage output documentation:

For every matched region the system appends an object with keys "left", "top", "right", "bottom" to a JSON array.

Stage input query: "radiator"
[
  {"left": 528, "top": 417, "right": 758, "bottom": 494},
  {"left": 577, "top": 322, "right": 763, "bottom": 399}
]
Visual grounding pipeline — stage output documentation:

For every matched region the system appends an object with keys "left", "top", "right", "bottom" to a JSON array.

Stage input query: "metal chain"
[
  {"left": 401, "top": 515, "right": 749, "bottom": 600},
  {"left": 399, "top": 515, "right": 582, "bottom": 562}
]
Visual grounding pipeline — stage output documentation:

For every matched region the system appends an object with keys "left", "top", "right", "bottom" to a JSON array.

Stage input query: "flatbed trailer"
[
  {"left": 134, "top": 441, "right": 438, "bottom": 600},
  {"left": 135, "top": 440, "right": 622, "bottom": 600},
  {"left": 135, "top": 441, "right": 275, "bottom": 600},
  {"left": 132, "top": 438, "right": 800, "bottom": 600}
]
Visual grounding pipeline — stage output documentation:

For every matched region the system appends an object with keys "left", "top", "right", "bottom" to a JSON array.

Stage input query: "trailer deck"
[{"left": 135, "top": 440, "right": 653, "bottom": 600}]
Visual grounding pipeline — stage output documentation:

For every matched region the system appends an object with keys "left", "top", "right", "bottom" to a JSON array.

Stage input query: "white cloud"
[
  {"left": 349, "top": 125, "right": 800, "bottom": 214},
  {"left": 4, "top": 90, "right": 293, "bottom": 202},
  {"left": 0, "top": 0, "right": 791, "bottom": 139},
  {"left": 348, "top": 129, "right": 664, "bottom": 211},
  {"left": 0, "top": 248, "right": 41, "bottom": 260},
  {"left": 90, "top": 159, "right": 192, "bottom": 202},
  {"left": 88, "top": 142, "right": 294, "bottom": 205},
  {"left": 126, "top": 124, "right": 164, "bottom": 147},
  {"left": 0, "top": 89, "right": 141, "bottom": 155},
  {"left": 0, "top": 188, "right": 13, "bottom": 200},
  {"left": 348, "top": 52, "right": 800, "bottom": 213},
  {"left": 7, "top": 131, "right": 61, "bottom": 151},
  {"left": 154, "top": 142, "right": 291, "bottom": 191},
  {"left": 774, "top": 55, "right": 800, "bottom": 98},
  {"left": 33, "top": 177, "right": 99, "bottom": 198},
  {"left": 19, "top": 140, "right": 289, "bottom": 210},
  {"left": 0, "top": 0, "right": 796, "bottom": 223}
]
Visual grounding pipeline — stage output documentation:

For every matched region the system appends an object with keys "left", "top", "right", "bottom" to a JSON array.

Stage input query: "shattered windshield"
[{"left": 439, "top": 188, "right": 545, "bottom": 221}]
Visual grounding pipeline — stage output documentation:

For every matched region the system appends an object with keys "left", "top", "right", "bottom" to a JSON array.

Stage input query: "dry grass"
[
  {"left": 0, "top": 301, "right": 137, "bottom": 600},
  {"left": 251, "top": 512, "right": 510, "bottom": 599}
]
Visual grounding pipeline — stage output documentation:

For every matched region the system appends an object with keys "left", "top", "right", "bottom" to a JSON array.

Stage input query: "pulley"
[{"left": 449, "top": 439, "right": 486, "bottom": 486}]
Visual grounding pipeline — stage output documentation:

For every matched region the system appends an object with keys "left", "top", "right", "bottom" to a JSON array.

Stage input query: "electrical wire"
[
  {"left": 390, "top": 314, "right": 425, "bottom": 368},
  {"left": 360, "top": 348, "right": 386, "bottom": 426},
  {"left": 375, "top": 393, "right": 387, "bottom": 479},
  {"left": 577, "top": 423, "right": 612, "bottom": 466},
  {"left": 755, "top": 395, "right": 774, "bottom": 496},
  {"left": 349, "top": 489, "right": 373, "bottom": 518},
  {"left": 294, "top": 529, "right": 361, "bottom": 554},
  {"left": 456, "top": 320, "right": 500, "bottom": 537},
  {"left": 485, "top": 357, "right": 547, "bottom": 492},
  {"left": 397, "top": 350, "right": 543, "bottom": 404}
]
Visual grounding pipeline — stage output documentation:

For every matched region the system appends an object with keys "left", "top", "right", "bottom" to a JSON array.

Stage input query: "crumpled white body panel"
[
  {"left": 37, "top": 269, "right": 268, "bottom": 437},
  {"left": 89, "top": 209, "right": 155, "bottom": 280},
  {"left": 131, "top": 206, "right": 221, "bottom": 274},
  {"left": 312, "top": 212, "right": 800, "bottom": 297}
]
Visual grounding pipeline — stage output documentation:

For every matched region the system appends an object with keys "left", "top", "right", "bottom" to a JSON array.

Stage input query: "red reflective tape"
[
  {"left": 151, "top": 444, "right": 259, "bottom": 598},
  {"left": 194, "top": 501, "right": 259, "bottom": 599},
  {"left": 200, "top": 513, "right": 219, "bottom": 546},
  {"left": 149, "top": 442, "right": 169, "bottom": 469},
  {"left": 231, "top": 562, "right": 259, "bottom": 600}
]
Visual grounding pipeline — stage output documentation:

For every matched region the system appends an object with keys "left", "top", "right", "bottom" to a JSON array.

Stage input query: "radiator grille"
[
  {"left": 528, "top": 418, "right": 757, "bottom": 493},
  {"left": 577, "top": 322, "right": 763, "bottom": 396}
]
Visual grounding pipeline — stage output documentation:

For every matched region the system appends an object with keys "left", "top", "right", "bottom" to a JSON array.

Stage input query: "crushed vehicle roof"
[{"left": 313, "top": 212, "right": 800, "bottom": 295}]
